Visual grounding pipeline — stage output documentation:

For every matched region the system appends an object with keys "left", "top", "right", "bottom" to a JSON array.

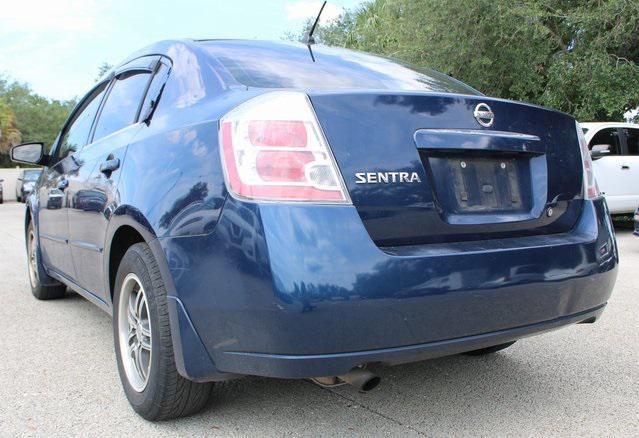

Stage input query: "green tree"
[
  {"left": 0, "top": 98, "right": 21, "bottom": 167},
  {"left": 301, "top": 0, "right": 639, "bottom": 121},
  {"left": 95, "top": 62, "right": 113, "bottom": 82},
  {"left": 0, "top": 61, "right": 112, "bottom": 167},
  {"left": 0, "top": 76, "right": 76, "bottom": 167}
]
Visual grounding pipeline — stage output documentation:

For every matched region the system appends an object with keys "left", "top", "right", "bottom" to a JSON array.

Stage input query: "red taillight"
[
  {"left": 219, "top": 92, "right": 350, "bottom": 203},
  {"left": 576, "top": 121, "right": 599, "bottom": 200},
  {"left": 248, "top": 120, "right": 308, "bottom": 147},
  {"left": 256, "top": 151, "right": 314, "bottom": 182}
]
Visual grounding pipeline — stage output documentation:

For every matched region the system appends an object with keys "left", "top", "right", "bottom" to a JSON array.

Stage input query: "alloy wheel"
[
  {"left": 27, "top": 230, "right": 38, "bottom": 287},
  {"left": 117, "top": 273, "right": 153, "bottom": 392}
]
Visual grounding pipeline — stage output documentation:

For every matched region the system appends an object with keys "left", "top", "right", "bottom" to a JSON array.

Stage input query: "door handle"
[
  {"left": 100, "top": 158, "right": 120, "bottom": 175},
  {"left": 621, "top": 165, "right": 630, "bottom": 170},
  {"left": 56, "top": 179, "right": 68, "bottom": 190}
]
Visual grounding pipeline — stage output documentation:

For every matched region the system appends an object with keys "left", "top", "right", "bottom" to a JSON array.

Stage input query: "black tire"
[
  {"left": 27, "top": 222, "right": 66, "bottom": 300},
  {"left": 463, "top": 341, "right": 516, "bottom": 356},
  {"left": 113, "top": 242, "right": 213, "bottom": 421},
  {"left": 16, "top": 196, "right": 21, "bottom": 203}
]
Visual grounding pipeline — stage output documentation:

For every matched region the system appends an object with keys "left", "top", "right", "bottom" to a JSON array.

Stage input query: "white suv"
[{"left": 581, "top": 122, "right": 639, "bottom": 214}]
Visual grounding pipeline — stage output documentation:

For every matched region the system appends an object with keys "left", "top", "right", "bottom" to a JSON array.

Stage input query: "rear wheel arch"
[
  {"left": 107, "top": 225, "right": 146, "bottom": 303},
  {"left": 104, "top": 208, "right": 168, "bottom": 306},
  {"left": 112, "top": 241, "right": 213, "bottom": 419}
]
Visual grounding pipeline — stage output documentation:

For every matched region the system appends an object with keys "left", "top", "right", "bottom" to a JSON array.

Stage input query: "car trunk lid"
[{"left": 308, "top": 91, "right": 584, "bottom": 246}]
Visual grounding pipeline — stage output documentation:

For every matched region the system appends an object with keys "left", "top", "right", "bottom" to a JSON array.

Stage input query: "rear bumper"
[
  {"left": 161, "top": 197, "right": 617, "bottom": 381},
  {"left": 212, "top": 304, "right": 605, "bottom": 378}
]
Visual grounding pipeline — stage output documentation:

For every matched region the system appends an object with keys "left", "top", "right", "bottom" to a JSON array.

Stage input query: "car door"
[
  {"left": 615, "top": 127, "right": 639, "bottom": 210},
  {"left": 66, "top": 56, "right": 163, "bottom": 299},
  {"left": 588, "top": 127, "right": 627, "bottom": 213},
  {"left": 37, "top": 83, "right": 108, "bottom": 280}
]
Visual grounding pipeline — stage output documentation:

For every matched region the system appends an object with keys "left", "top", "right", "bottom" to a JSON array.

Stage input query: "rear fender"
[
  {"left": 104, "top": 206, "right": 164, "bottom": 309},
  {"left": 104, "top": 205, "right": 222, "bottom": 380}
]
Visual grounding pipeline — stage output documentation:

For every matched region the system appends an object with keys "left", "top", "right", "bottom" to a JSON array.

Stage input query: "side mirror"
[
  {"left": 10, "top": 142, "right": 46, "bottom": 165},
  {"left": 590, "top": 144, "right": 611, "bottom": 160}
]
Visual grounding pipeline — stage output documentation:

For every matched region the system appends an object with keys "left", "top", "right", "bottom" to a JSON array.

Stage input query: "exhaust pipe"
[
  {"left": 311, "top": 368, "right": 381, "bottom": 392},
  {"left": 337, "top": 368, "right": 381, "bottom": 392}
]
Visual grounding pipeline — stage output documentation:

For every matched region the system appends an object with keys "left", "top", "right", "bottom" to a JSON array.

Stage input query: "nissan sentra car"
[{"left": 10, "top": 39, "right": 618, "bottom": 421}]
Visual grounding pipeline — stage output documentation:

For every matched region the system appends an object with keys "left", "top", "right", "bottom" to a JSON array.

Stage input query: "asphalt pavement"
[{"left": 0, "top": 202, "right": 637, "bottom": 437}]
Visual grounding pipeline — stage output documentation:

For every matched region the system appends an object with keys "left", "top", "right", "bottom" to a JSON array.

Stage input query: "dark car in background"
[
  {"left": 15, "top": 169, "right": 42, "bottom": 202},
  {"left": 10, "top": 39, "right": 618, "bottom": 421},
  {"left": 0, "top": 178, "right": 3, "bottom": 204},
  {"left": 634, "top": 206, "right": 639, "bottom": 236}
]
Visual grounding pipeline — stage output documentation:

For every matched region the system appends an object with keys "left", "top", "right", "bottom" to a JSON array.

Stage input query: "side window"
[
  {"left": 621, "top": 128, "right": 639, "bottom": 156},
  {"left": 56, "top": 84, "right": 107, "bottom": 160},
  {"left": 139, "top": 62, "right": 170, "bottom": 121},
  {"left": 588, "top": 128, "right": 622, "bottom": 156},
  {"left": 92, "top": 71, "right": 151, "bottom": 142}
]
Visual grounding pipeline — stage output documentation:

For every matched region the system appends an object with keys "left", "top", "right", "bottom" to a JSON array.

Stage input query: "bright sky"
[{"left": 0, "top": 0, "right": 363, "bottom": 101}]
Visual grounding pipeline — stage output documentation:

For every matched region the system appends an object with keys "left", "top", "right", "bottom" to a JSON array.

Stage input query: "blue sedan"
[{"left": 10, "top": 39, "right": 617, "bottom": 420}]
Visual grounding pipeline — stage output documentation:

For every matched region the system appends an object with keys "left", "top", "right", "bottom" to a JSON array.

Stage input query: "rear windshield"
[{"left": 201, "top": 41, "right": 480, "bottom": 95}]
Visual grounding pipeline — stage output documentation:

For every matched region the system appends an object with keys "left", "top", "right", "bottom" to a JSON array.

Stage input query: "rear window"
[{"left": 201, "top": 41, "right": 479, "bottom": 95}]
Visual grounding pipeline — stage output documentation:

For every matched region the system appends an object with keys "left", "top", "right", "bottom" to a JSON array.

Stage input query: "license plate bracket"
[{"left": 424, "top": 152, "right": 533, "bottom": 215}]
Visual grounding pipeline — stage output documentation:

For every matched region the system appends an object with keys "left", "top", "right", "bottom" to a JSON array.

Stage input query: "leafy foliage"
[
  {"left": 95, "top": 62, "right": 114, "bottom": 82},
  {"left": 0, "top": 98, "right": 21, "bottom": 155},
  {"left": 0, "top": 76, "right": 77, "bottom": 167},
  {"left": 298, "top": 0, "right": 639, "bottom": 121}
]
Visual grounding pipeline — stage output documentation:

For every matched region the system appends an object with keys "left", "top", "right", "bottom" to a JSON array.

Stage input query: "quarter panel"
[{"left": 116, "top": 120, "right": 226, "bottom": 238}]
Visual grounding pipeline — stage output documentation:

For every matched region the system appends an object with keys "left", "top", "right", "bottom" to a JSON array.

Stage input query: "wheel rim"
[
  {"left": 117, "top": 273, "right": 152, "bottom": 392},
  {"left": 27, "top": 230, "right": 38, "bottom": 287}
]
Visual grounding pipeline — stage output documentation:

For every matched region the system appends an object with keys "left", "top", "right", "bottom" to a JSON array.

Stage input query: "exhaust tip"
[
  {"left": 337, "top": 368, "right": 381, "bottom": 392},
  {"left": 360, "top": 375, "right": 381, "bottom": 392}
]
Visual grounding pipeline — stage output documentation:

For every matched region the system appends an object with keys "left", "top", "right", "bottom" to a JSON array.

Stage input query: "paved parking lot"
[{"left": 0, "top": 201, "right": 637, "bottom": 437}]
